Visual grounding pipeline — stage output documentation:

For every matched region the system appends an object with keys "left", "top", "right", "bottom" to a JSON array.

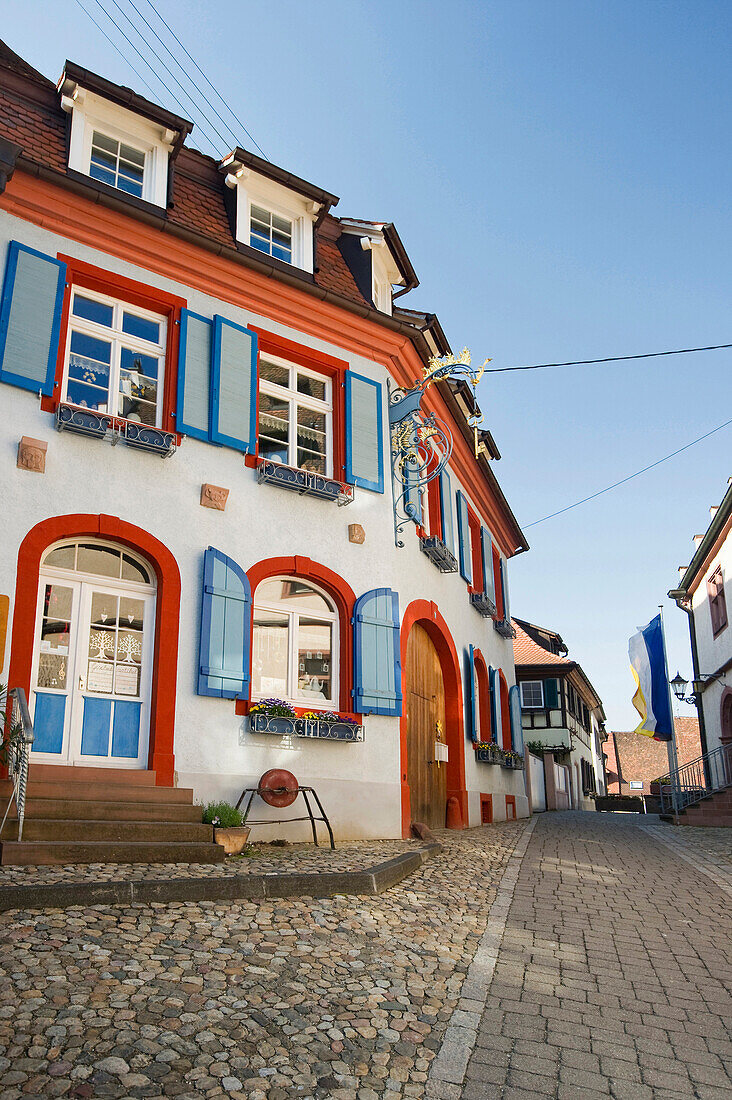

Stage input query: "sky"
[{"left": 5, "top": 0, "right": 730, "bottom": 730}]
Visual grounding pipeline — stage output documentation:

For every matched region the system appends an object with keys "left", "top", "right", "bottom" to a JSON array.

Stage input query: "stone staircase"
[
  {"left": 0, "top": 764, "right": 224, "bottom": 865},
  {"left": 673, "top": 785, "right": 732, "bottom": 827}
]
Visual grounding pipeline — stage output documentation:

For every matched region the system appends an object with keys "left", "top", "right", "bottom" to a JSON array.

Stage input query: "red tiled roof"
[
  {"left": 0, "top": 44, "right": 373, "bottom": 312},
  {"left": 512, "top": 620, "right": 572, "bottom": 667}
]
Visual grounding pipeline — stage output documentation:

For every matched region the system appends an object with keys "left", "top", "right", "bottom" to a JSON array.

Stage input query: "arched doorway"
[
  {"left": 400, "top": 601, "right": 466, "bottom": 834},
  {"left": 406, "top": 623, "right": 447, "bottom": 828},
  {"left": 721, "top": 690, "right": 732, "bottom": 746},
  {"left": 30, "top": 540, "right": 156, "bottom": 768},
  {"left": 9, "top": 514, "right": 181, "bottom": 784}
]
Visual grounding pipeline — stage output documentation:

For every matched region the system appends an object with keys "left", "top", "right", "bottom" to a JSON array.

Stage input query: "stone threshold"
[{"left": 0, "top": 843, "right": 442, "bottom": 912}]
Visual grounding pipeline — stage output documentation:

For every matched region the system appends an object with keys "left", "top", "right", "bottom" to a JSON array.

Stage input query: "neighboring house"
[
  {"left": 669, "top": 478, "right": 732, "bottom": 758},
  {"left": 0, "top": 42, "right": 530, "bottom": 863},
  {"left": 513, "top": 618, "right": 606, "bottom": 809},
  {"left": 605, "top": 718, "right": 701, "bottom": 795}
]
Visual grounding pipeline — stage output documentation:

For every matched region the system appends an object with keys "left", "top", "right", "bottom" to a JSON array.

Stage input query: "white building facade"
[{"left": 0, "top": 44, "right": 530, "bottom": 850}]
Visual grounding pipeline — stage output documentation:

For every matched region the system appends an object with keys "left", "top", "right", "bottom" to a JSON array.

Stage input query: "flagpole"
[{"left": 658, "top": 605, "right": 681, "bottom": 816}]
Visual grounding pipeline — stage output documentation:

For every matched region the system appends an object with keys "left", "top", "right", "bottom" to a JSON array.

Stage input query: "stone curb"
[
  {"left": 427, "top": 816, "right": 538, "bottom": 1097},
  {"left": 0, "top": 842, "right": 442, "bottom": 913}
]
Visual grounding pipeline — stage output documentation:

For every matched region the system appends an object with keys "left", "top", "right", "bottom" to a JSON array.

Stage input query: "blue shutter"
[
  {"left": 0, "top": 241, "right": 66, "bottom": 395},
  {"left": 353, "top": 588, "right": 401, "bottom": 715},
  {"left": 466, "top": 645, "right": 478, "bottom": 743},
  {"left": 439, "top": 469, "right": 455, "bottom": 553},
  {"left": 176, "top": 309, "right": 213, "bottom": 441},
  {"left": 509, "top": 684, "right": 524, "bottom": 753},
  {"left": 403, "top": 460, "right": 422, "bottom": 525},
  {"left": 344, "top": 370, "right": 384, "bottom": 492},
  {"left": 480, "top": 526, "right": 496, "bottom": 605},
  {"left": 500, "top": 558, "right": 511, "bottom": 623},
  {"left": 198, "top": 547, "right": 251, "bottom": 699},
  {"left": 489, "top": 666, "right": 501, "bottom": 745},
  {"left": 210, "top": 316, "right": 258, "bottom": 452},
  {"left": 456, "top": 490, "right": 472, "bottom": 585}
]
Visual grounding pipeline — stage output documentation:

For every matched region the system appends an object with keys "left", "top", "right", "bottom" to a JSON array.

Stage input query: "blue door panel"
[
  {"left": 81, "top": 697, "right": 112, "bottom": 756},
  {"left": 32, "top": 693, "right": 66, "bottom": 754},
  {"left": 111, "top": 701, "right": 142, "bottom": 758}
]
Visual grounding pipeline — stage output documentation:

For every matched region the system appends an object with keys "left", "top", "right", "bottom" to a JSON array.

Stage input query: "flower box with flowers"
[
  {"left": 474, "top": 742, "right": 503, "bottom": 765},
  {"left": 249, "top": 700, "right": 364, "bottom": 742},
  {"left": 501, "top": 751, "right": 525, "bottom": 770}
]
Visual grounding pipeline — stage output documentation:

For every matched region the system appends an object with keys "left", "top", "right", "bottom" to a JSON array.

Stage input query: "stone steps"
[
  {"left": 676, "top": 783, "right": 732, "bottom": 827},
  {"left": 0, "top": 766, "right": 223, "bottom": 865},
  {"left": 1, "top": 818, "right": 213, "bottom": 843},
  {"left": 0, "top": 841, "right": 224, "bottom": 865}
]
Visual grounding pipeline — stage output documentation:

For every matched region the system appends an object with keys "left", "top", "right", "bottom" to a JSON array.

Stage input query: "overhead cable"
[
  {"left": 141, "top": 0, "right": 269, "bottom": 160},
  {"left": 87, "top": 0, "right": 222, "bottom": 151},
  {"left": 487, "top": 343, "right": 732, "bottom": 374},
  {"left": 523, "top": 416, "right": 732, "bottom": 528}
]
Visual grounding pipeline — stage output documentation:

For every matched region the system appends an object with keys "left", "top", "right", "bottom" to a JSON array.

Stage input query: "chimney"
[
  {"left": 678, "top": 565, "right": 688, "bottom": 581},
  {"left": 710, "top": 505, "right": 719, "bottom": 519},
  {"left": 693, "top": 535, "right": 703, "bottom": 549}
]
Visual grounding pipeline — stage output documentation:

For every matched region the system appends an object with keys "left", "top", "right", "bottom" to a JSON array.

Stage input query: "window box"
[
  {"left": 257, "top": 459, "right": 353, "bottom": 504},
  {"left": 475, "top": 743, "right": 503, "bottom": 765},
  {"left": 420, "top": 536, "right": 458, "bottom": 573},
  {"left": 493, "top": 618, "right": 515, "bottom": 639},
  {"left": 56, "top": 403, "right": 176, "bottom": 457},
  {"left": 502, "top": 751, "right": 524, "bottom": 770},
  {"left": 249, "top": 712, "right": 364, "bottom": 741},
  {"left": 470, "top": 591, "right": 497, "bottom": 617}
]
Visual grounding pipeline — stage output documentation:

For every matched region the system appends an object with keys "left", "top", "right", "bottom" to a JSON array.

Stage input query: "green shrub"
[{"left": 201, "top": 801, "right": 243, "bottom": 828}]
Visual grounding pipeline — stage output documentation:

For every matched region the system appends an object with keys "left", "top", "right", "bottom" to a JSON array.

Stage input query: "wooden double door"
[{"left": 406, "top": 623, "right": 447, "bottom": 829}]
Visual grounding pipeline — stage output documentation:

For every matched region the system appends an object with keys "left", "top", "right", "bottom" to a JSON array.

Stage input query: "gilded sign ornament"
[{"left": 388, "top": 349, "right": 489, "bottom": 547}]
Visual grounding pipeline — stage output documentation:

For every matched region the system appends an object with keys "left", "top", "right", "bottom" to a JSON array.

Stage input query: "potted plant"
[
  {"left": 300, "top": 710, "right": 362, "bottom": 740},
  {"left": 249, "top": 698, "right": 297, "bottom": 734},
  {"left": 202, "top": 801, "right": 251, "bottom": 855}
]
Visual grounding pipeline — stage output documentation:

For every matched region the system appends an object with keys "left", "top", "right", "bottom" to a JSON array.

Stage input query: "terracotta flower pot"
[{"left": 213, "top": 825, "right": 251, "bottom": 855}]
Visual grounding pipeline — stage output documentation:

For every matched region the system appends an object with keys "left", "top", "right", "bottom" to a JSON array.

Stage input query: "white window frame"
[
  {"left": 628, "top": 780, "right": 644, "bottom": 790},
  {"left": 520, "top": 680, "right": 544, "bottom": 709},
  {"left": 258, "top": 353, "right": 333, "bottom": 476},
  {"left": 62, "top": 287, "right": 167, "bottom": 429},
  {"left": 65, "top": 89, "right": 173, "bottom": 208},
  {"left": 371, "top": 248, "right": 393, "bottom": 315},
  {"left": 227, "top": 169, "right": 317, "bottom": 272},
  {"left": 88, "top": 129, "right": 147, "bottom": 199},
  {"left": 249, "top": 203, "right": 294, "bottom": 264},
  {"left": 252, "top": 576, "right": 339, "bottom": 710}
]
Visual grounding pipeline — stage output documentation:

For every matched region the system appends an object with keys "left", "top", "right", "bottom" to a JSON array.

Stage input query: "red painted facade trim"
[
  {"left": 251, "top": 326, "right": 348, "bottom": 481},
  {"left": 505, "top": 793, "right": 516, "bottom": 820},
  {"left": 41, "top": 253, "right": 186, "bottom": 436},
  {"left": 400, "top": 599, "right": 467, "bottom": 838},
  {"left": 498, "top": 669, "right": 512, "bottom": 750},
  {"left": 239, "top": 556, "right": 357, "bottom": 717},
  {"left": 8, "top": 514, "right": 181, "bottom": 785},
  {"left": 480, "top": 793, "right": 493, "bottom": 824},
  {"left": 473, "top": 648, "right": 492, "bottom": 742}
]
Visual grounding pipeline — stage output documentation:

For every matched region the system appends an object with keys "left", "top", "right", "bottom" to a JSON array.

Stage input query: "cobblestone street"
[
  {"left": 1, "top": 813, "right": 732, "bottom": 1099},
  {"left": 461, "top": 813, "right": 732, "bottom": 1100}
]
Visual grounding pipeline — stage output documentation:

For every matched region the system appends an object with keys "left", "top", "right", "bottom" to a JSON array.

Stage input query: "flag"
[{"left": 628, "top": 615, "right": 673, "bottom": 741}]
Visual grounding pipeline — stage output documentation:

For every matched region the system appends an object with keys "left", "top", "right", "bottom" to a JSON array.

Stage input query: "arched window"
[
  {"left": 252, "top": 577, "right": 338, "bottom": 708},
  {"left": 473, "top": 649, "right": 492, "bottom": 743}
]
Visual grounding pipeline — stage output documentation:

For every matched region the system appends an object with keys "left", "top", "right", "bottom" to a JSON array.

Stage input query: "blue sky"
[{"left": 6, "top": 0, "right": 730, "bottom": 729}]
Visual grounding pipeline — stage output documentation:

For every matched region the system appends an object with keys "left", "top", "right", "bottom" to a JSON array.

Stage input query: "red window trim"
[
  {"left": 480, "top": 793, "right": 493, "bottom": 824},
  {"left": 498, "top": 668, "right": 512, "bottom": 750},
  {"left": 492, "top": 543, "right": 504, "bottom": 620},
  {"left": 245, "top": 326, "right": 348, "bottom": 479},
  {"left": 234, "top": 555, "right": 359, "bottom": 720},
  {"left": 505, "top": 794, "right": 517, "bottom": 820},
  {"left": 708, "top": 567, "right": 728, "bottom": 637},
  {"left": 42, "top": 254, "right": 186, "bottom": 437},
  {"left": 467, "top": 508, "right": 482, "bottom": 595},
  {"left": 473, "top": 648, "right": 493, "bottom": 742}
]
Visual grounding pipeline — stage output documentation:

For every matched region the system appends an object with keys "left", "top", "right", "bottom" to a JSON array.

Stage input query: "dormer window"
[
  {"left": 89, "top": 131, "right": 145, "bottom": 198},
  {"left": 59, "top": 66, "right": 192, "bottom": 211},
  {"left": 250, "top": 205, "right": 293, "bottom": 264}
]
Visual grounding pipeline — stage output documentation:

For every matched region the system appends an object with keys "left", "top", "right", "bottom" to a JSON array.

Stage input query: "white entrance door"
[{"left": 30, "top": 543, "right": 156, "bottom": 768}]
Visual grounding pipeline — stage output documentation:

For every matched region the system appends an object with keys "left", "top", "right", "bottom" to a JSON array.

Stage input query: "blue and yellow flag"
[{"left": 628, "top": 615, "right": 673, "bottom": 741}]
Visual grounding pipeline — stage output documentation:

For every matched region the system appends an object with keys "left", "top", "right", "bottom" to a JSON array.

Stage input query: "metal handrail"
[
  {"left": 659, "top": 742, "right": 732, "bottom": 815},
  {"left": 1, "top": 688, "right": 34, "bottom": 842}
]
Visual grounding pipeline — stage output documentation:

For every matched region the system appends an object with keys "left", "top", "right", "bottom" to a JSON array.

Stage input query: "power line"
[
  {"left": 486, "top": 342, "right": 732, "bottom": 374},
  {"left": 86, "top": 0, "right": 221, "bottom": 151},
  {"left": 73, "top": 0, "right": 161, "bottom": 104},
  {"left": 99, "top": 0, "right": 225, "bottom": 151},
  {"left": 123, "top": 0, "right": 240, "bottom": 150},
  {"left": 523, "top": 416, "right": 732, "bottom": 529},
  {"left": 141, "top": 0, "right": 268, "bottom": 160}
]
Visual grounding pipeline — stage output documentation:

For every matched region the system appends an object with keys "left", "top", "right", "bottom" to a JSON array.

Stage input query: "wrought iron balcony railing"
[
  {"left": 420, "top": 536, "right": 459, "bottom": 573},
  {"left": 470, "top": 591, "right": 497, "bottom": 617},
  {"left": 55, "top": 403, "right": 176, "bottom": 457},
  {"left": 257, "top": 459, "right": 354, "bottom": 505}
]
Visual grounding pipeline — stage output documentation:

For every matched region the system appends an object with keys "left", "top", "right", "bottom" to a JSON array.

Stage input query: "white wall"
[
  {"left": 690, "top": 527, "right": 732, "bottom": 754},
  {"left": 0, "top": 210, "right": 528, "bottom": 838}
]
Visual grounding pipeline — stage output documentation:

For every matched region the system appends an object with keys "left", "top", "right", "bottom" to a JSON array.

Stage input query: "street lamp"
[{"left": 670, "top": 671, "right": 689, "bottom": 701}]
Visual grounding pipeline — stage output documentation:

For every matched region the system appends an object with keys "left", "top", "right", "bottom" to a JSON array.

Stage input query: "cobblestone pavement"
[
  {"left": 0, "top": 840, "right": 418, "bottom": 887},
  {"left": 463, "top": 811, "right": 732, "bottom": 1100},
  {"left": 638, "top": 819, "right": 732, "bottom": 898},
  {"left": 0, "top": 820, "right": 529, "bottom": 1099}
]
